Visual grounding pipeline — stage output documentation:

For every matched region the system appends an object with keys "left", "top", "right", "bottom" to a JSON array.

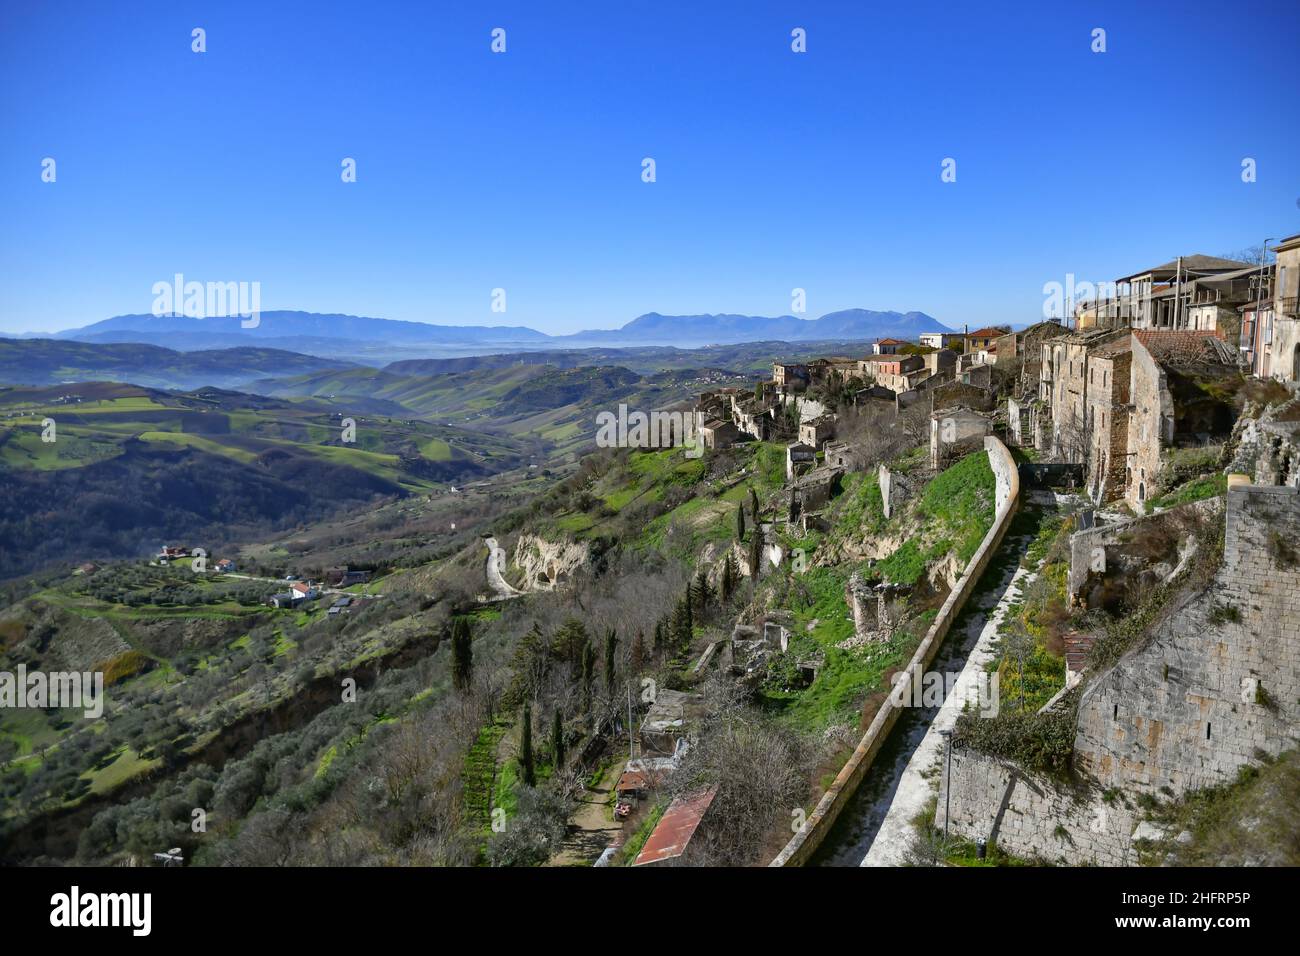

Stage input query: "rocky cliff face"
[{"left": 511, "top": 534, "right": 589, "bottom": 590}]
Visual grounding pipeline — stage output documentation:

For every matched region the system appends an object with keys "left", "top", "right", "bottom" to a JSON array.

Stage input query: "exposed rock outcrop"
[{"left": 512, "top": 534, "right": 589, "bottom": 590}]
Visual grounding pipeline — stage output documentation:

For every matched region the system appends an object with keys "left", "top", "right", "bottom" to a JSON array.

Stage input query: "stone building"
[
  {"left": 1125, "top": 331, "right": 1238, "bottom": 509},
  {"left": 1270, "top": 232, "right": 1300, "bottom": 382},
  {"left": 964, "top": 326, "right": 1010, "bottom": 350},
  {"left": 792, "top": 467, "right": 842, "bottom": 512},
  {"left": 1082, "top": 334, "right": 1132, "bottom": 503},
  {"left": 772, "top": 362, "right": 810, "bottom": 390},
  {"left": 798, "top": 415, "right": 836, "bottom": 449},
  {"left": 929, "top": 406, "right": 990, "bottom": 469},
  {"left": 807, "top": 356, "right": 864, "bottom": 384},
  {"left": 921, "top": 348, "right": 958, "bottom": 378},
  {"left": 1039, "top": 327, "right": 1128, "bottom": 464},
  {"left": 994, "top": 320, "right": 1069, "bottom": 399},
  {"left": 860, "top": 353, "right": 926, "bottom": 393},
  {"left": 698, "top": 418, "right": 739, "bottom": 450},
  {"left": 822, "top": 439, "right": 861, "bottom": 471},
  {"left": 785, "top": 442, "right": 816, "bottom": 482},
  {"left": 731, "top": 392, "right": 775, "bottom": 440}
]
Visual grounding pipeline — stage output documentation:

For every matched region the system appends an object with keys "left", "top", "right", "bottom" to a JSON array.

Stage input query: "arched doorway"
[
  {"left": 1138, "top": 481, "right": 1146, "bottom": 503},
  {"left": 1293, "top": 343, "right": 1300, "bottom": 382}
]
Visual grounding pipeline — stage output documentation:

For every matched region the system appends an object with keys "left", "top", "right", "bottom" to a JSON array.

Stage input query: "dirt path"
[{"left": 549, "top": 765, "right": 622, "bottom": 866}]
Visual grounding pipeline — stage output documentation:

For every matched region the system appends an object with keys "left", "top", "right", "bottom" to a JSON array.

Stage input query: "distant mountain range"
[{"left": 16, "top": 308, "right": 955, "bottom": 359}]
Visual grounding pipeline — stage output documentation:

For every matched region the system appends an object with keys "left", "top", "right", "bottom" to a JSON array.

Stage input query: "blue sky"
[{"left": 2, "top": 0, "right": 1298, "bottom": 335}]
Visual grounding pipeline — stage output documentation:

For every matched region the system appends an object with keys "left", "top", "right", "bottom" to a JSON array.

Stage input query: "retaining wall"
[{"left": 770, "top": 437, "right": 1021, "bottom": 865}]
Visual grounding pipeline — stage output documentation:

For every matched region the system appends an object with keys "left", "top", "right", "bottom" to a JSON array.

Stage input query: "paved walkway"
[{"left": 860, "top": 557, "right": 1036, "bottom": 865}]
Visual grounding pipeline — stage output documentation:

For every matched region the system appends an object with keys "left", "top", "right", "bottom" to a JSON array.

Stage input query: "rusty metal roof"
[{"left": 633, "top": 788, "right": 717, "bottom": 866}]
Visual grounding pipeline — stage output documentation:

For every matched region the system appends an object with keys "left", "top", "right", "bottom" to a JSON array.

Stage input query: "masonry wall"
[
  {"left": 1084, "top": 352, "right": 1131, "bottom": 503},
  {"left": 936, "top": 749, "right": 1140, "bottom": 866},
  {"left": 1074, "top": 484, "right": 1300, "bottom": 795},
  {"left": 1126, "top": 336, "right": 1170, "bottom": 508},
  {"left": 942, "top": 482, "right": 1300, "bottom": 864}
]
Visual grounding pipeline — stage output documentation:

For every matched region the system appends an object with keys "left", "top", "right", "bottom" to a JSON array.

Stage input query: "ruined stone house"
[{"left": 929, "top": 406, "right": 990, "bottom": 470}]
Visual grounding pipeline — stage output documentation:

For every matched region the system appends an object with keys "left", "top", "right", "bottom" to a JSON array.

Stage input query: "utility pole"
[
  {"left": 627, "top": 680, "right": 634, "bottom": 762},
  {"left": 940, "top": 728, "right": 953, "bottom": 849},
  {"left": 1174, "top": 255, "right": 1183, "bottom": 329}
]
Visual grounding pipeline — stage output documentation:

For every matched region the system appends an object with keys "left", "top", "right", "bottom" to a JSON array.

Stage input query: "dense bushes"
[{"left": 952, "top": 695, "right": 1078, "bottom": 776}]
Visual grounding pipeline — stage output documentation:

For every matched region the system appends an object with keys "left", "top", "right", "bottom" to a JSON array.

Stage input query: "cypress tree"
[
  {"left": 551, "top": 709, "right": 565, "bottom": 769},
  {"left": 581, "top": 639, "right": 596, "bottom": 713},
  {"left": 721, "top": 552, "right": 735, "bottom": 602},
  {"left": 653, "top": 620, "right": 666, "bottom": 656},
  {"left": 680, "top": 587, "right": 694, "bottom": 645},
  {"left": 736, "top": 504, "right": 745, "bottom": 541},
  {"left": 520, "top": 701, "right": 536, "bottom": 787},
  {"left": 451, "top": 616, "right": 473, "bottom": 692},
  {"left": 750, "top": 526, "right": 763, "bottom": 582},
  {"left": 604, "top": 628, "right": 617, "bottom": 697},
  {"left": 750, "top": 487, "right": 760, "bottom": 526}
]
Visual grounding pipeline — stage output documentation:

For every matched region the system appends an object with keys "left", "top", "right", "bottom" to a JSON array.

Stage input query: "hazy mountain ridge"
[{"left": 22, "top": 307, "right": 955, "bottom": 355}]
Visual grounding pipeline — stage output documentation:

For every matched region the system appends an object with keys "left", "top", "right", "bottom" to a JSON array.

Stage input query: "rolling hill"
[
  {"left": 0, "top": 382, "right": 532, "bottom": 579},
  {"left": 0, "top": 338, "right": 363, "bottom": 391}
]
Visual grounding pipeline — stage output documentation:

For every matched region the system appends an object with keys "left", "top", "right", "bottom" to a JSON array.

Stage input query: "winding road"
[{"left": 484, "top": 536, "right": 523, "bottom": 599}]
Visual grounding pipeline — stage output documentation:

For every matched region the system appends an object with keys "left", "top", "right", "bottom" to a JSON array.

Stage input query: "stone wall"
[
  {"left": 1066, "top": 497, "right": 1223, "bottom": 608},
  {"left": 1126, "top": 335, "right": 1173, "bottom": 509},
  {"left": 932, "top": 379, "right": 994, "bottom": 413},
  {"left": 936, "top": 749, "right": 1141, "bottom": 866},
  {"left": 771, "top": 437, "right": 1021, "bottom": 866},
  {"left": 942, "top": 481, "right": 1300, "bottom": 864},
  {"left": 1074, "top": 483, "right": 1300, "bottom": 796},
  {"left": 1084, "top": 350, "right": 1131, "bottom": 503}
]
